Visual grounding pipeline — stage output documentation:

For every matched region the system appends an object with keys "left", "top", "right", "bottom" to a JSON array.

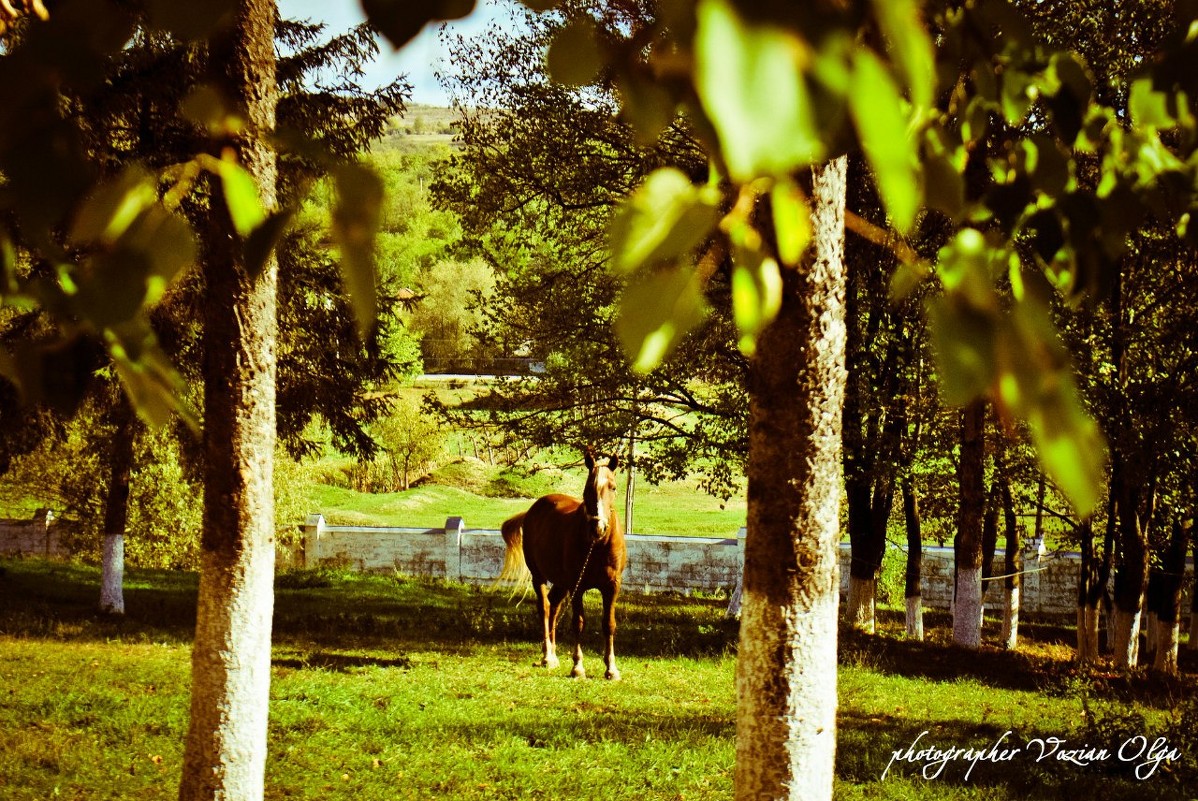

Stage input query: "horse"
[{"left": 497, "top": 448, "right": 627, "bottom": 680}]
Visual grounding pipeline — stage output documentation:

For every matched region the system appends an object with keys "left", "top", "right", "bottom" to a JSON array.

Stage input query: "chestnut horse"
[{"left": 498, "top": 449, "right": 627, "bottom": 679}]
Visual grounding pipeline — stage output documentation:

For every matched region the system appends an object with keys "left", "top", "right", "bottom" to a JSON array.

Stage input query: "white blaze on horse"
[{"left": 497, "top": 448, "right": 627, "bottom": 680}]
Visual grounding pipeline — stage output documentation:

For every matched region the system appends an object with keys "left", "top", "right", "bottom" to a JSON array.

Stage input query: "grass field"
[
  {"left": 301, "top": 457, "right": 748, "bottom": 538},
  {"left": 3, "top": 559, "right": 1197, "bottom": 800}
]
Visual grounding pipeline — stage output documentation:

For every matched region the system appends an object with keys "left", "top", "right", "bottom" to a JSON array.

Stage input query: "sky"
[{"left": 277, "top": 0, "right": 512, "bottom": 106}]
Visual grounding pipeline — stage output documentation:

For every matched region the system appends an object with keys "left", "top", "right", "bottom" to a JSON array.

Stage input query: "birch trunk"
[
  {"left": 736, "top": 157, "right": 846, "bottom": 801},
  {"left": 178, "top": 2, "right": 279, "bottom": 799}
]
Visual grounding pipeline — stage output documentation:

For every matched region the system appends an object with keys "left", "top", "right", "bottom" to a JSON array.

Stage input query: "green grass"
[
  {"left": 300, "top": 458, "right": 746, "bottom": 537},
  {"left": 2, "top": 559, "right": 1196, "bottom": 800}
]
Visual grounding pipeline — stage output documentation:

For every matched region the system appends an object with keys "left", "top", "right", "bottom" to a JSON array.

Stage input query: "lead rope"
[{"left": 554, "top": 539, "right": 597, "bottom": 635}]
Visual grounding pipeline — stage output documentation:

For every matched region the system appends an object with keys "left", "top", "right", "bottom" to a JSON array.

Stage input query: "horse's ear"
[
  {"left": 584, "top": 448, "right": 595, "bottom": 470},
  {"left": 608, "top": 455, "right": 619, "bottom": 471}
]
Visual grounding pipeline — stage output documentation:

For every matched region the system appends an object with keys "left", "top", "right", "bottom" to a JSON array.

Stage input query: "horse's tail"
[{"left": 495, "top": 511, "right": 531, "bottom": 588}]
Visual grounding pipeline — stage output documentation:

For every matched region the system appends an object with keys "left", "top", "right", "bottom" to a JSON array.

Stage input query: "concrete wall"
[
  {"left": 300, "top": 515, "right": 1195, "bottom": 618},
  {"left": 0, "top": 510, "right": 67, "bottom": 559}
]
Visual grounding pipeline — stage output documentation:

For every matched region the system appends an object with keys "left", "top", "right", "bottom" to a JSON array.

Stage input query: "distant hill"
[{"left": 395, "top": 104, "right": 459, "bottom": 136}]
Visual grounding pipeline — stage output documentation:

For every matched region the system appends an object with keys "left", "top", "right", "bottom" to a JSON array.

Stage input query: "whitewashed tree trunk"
[
  {"left": 178, "top": 3, "right": 279, "bottom": 799},
  {"left": 905, "top": 595, "right": 924, "bottom": 640},
  {"left": 1001, "top": 584, "right": 1019, "bottom": 651},
  {"left": 1112, "top": 604, "right": 1142, "bottom": 668},
  {"left": 99, "top": 534, "right": 125, "bottom": 615},
  {"left": 953, "top": 567, "right": 983, "bottom": 649},
  {"left": 846, "top": 575, "right": 876, "bottom": 634},
  {"left": 1152, "top": 620, "right": 1179, "bottom": 675},
  {"left": 736, "top": 157, "right": 846, "bottom": 801}
]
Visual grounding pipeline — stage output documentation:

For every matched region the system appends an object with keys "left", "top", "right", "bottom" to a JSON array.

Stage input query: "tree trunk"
[
  {"left": 1076, "top": 519, "right": 1100, "bottom": 664},
  {"left": 980, "top": 486, "right": 999, "bottom": 624},
  {"left": 1151, "top": 520, "right": 1188, "bottom": 675},
  {"left": 999, "top": 476, "right": 1021, "bottom": 651},
  {"left": 736, "top": 157, "right": 846, "bottom": 801},
  {"left": 953, "top": 399, "right": 986, "bottom": 648},
  {"left": 1191, "top": 519, "right": 1198, "bottom": 652},
  {"left": 179, "top": 3, "right": 279, "bottom": 800},
  {"left": 1111, "top": 476, "right": 1149, "bottom": 669},
  {"left": 902, "top": 478, "right": 923, "bottom": 640},
  {"left": 100, "top": 394, "right": 135, "bottom": 615}
]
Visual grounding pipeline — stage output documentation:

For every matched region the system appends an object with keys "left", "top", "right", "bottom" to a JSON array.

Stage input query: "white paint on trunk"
[
  {"left": 1001, "top": 585, "right": 1019, "bottom": 651},
  {"left": 845, "top": 575, "right": 876, "bottom": 633},
  {"left": 99, "top": 533, "right": 125, "bottom": 615},
  {"left": 952, "top": 567, "right": 983, "bottom": 649},
  {"left": 1152, "top": 621, "right": 1179, "bottom": 675},
  {"left": 905, "top": 595, "right": 923, "bottom": 641},
  {"left": 737, "top": 584, "right": 839, "bottom": 800},
  {"left": 1112, "top": 605, "right": 1142, "bottom": 668},
  {"left": 181, "top": 540, "right": 276, "bottom": 801}
]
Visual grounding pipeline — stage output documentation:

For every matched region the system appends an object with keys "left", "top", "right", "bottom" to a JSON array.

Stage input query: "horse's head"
[{"left": 582, "top": 448, "right": 619, "bottom": 543}]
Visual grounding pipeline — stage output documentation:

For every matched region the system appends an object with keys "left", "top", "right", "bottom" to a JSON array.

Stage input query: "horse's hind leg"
[
  {"left": 601, "top": 583, "right": 621, "bottom": 680},
  {"left": 570, "top": 591, "right": 586, "bottom": 679},
  {"left": 533, "top": 578, "right": 560, "bottom": 669}
]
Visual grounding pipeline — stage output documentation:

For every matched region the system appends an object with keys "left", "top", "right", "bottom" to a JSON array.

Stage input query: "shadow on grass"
[
  {"left": 0, "top": 559, "right": 737, "bottom": 660},
  {"left": 844, "top": 610, "right": 1198, "bottom": 710},
  {"left": 272, "top": 651, "right": 413, "bottom": 672}
]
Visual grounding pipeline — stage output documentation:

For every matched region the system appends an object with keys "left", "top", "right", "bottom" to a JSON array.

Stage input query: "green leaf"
[
  {"left": 108, "top": 332, "right": 197, "bottom": 430},
  {"left": 771, "top": 180, "right": 811, "bottom": 266},
  {"left": 937, "top": 229, "right": 1000, "bottom": 313},
  {"left": 244, "top": 210, "right": 294, "bottom": 282},
  {"left": 333, "top": 164, "right": 384, "bottom": 337},
  {"left": 215, "top": 158, "right": 267, "bottom": 238},
  {"left": 615, "top": 265, "right": 709, "bottom": 372},
  {"left": 362, "top": 0, "right": 477, "bottom": 50},
  {"left": 181, "top": 85, "right": 237, "bottom": 137},
  {"left": 1129, "top": 77, "right": 1174, "bottom": 131},
  {"left": 547, "top": 18, "right": 602, "bottom": 87},
  {"left": 616, "top": 70, "right": 677, "bottom": 145},
  {"left": 69, "top": 167, "right": 157, "bottom": 245},
  {"left": 1026, "top": 387, "right": 1106, "bottom": 518},
  {"left": 1000, "top": 69, "right": 1034, "bottom": 127},
  {"left": 693, "top": 0, "right": 822, "bottom": 180},
  {"left": 849, "top": 50, "right": 920, "bottom": 232},
  {"left": 609, "top": 168, "right": 718, "bottom": 273},
  {"left": 730, "top": 252, "right": 782, "bottom": 356},
  {"left": 868, "top": 0, "right": 935, "bottom": 110},
  {"left": 926, "top": 298, "right": 997, "bottom": 406}
]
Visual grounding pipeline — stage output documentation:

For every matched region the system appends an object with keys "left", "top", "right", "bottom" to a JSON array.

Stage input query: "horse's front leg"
[
  {"left": 543, "top": 583, "right": 569, "bottom": 669},
  {"left": 601, "top": 583, "right": 621, "bottom": 680},
  {"left": 534, "top": 580, "right": 560, "bottom": 669},
  {"left": 570, "top": 590, "right": 587, "bottom": 679}
]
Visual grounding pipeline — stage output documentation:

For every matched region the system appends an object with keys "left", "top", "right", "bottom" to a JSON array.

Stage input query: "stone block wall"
[
  {"left": 297, "top": 515, "right": 1194, "bottom": 618},
  {"left": 0, "top": 510, "right": 67, "bottom": 559}
]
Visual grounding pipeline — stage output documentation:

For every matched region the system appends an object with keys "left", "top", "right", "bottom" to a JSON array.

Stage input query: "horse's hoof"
[
  {"left": 541, "top": 657, "right": 559, "bottom": 669},
  {"left": 605, "top": 668, "right": 621, "bottom": 681},
  {"left": 571, "top": 665, "right": 586, "bottom": 679}
]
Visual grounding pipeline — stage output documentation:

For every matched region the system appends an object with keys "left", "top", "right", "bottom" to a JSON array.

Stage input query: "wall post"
[
  {"left": 445, "top": 517, "right": 465, "bottom": 582},
  {"left": 302, "top": 514, "right": 326, "bottom": 569},
  {"left": 726, "top": 526, "right": 747, "bottom": 619}
]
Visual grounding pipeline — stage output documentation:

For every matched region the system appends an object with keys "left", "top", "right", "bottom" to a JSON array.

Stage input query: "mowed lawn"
[{"left": 1, "top": 559, "right": 1196, "bottom": 800}]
